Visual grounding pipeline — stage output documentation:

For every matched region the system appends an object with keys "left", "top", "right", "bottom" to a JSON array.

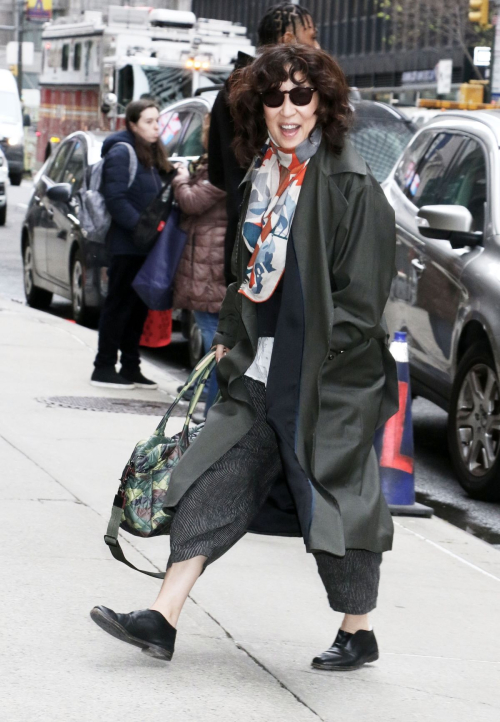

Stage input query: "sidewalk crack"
[
  {"left": 188, "top": 596, "right": 324, "bottom": 721},
  {"left": 0, "top": 431, "right": 320, "bottom": 718}
]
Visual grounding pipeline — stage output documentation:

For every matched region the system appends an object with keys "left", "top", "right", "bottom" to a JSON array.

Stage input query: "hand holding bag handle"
[{"left": 104, "top": 352, "right": 217, "bottom": 578}]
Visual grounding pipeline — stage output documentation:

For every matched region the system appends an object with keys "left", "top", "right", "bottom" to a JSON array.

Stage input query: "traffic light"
[{"left": 469, "top": 0, "right": 489, "bottom": 27}]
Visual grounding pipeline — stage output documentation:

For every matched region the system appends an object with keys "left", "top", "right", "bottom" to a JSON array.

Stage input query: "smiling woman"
[
  {"left": 229, "top": 44, "right": 352, "bottom": 166},
  {"left": 90, "top": 44, "right": 399, "bottom": 676}
]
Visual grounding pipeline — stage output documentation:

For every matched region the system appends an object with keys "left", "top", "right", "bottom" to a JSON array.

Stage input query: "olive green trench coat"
[{"left": 165, "top": 139, "right": 399, "bottom": 556}]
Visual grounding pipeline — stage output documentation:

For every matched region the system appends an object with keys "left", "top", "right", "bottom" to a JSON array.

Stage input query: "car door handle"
[{"left": 411, "top": 258, "right": 425, "bottom": 273}]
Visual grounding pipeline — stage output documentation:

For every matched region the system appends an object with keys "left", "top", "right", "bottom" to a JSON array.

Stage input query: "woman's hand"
[
  {"left": 174, "top": 163, "right": 189, "bottom": 177},
  {"left": 215, "top": 344, "right": 230, "bottom": 363}
]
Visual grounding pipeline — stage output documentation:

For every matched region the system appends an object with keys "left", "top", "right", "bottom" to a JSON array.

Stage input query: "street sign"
[
  {"left": 6, "top": 42, "right": 34, "bottom": 67},
  {"left": 26, "top": 0, "right": 52, "bottom": 23},
  {"left": 474, "top": 46, "right": 492, "bottom": 66},
  {"left": 436, "top": 59, "right": 453, "bottom": 95}
]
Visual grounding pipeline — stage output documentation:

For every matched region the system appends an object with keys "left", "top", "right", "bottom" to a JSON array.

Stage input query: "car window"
[
  {"left": 349, "top": 117, "right": 415, "bottom": 182},
  {"left": 61, "top": 139, "right": 86, "bottom": 194},
  {"left": 439, "top": 139, "right": 487, "bottom": 233},
  {"left": 46, "top": 142, "right": 74, "bottom": 183},
  {"left": 177, "top": 113, "right": 204, "bottom": 158},
  {"left": 394, "top": 130, "right": 434, "bottom": 193},
  {"left": 159, "top": 109, "right": 191, "bottom": 155},
  {"left": 408, "top": 133, "right": 466, "bottom": 208}
]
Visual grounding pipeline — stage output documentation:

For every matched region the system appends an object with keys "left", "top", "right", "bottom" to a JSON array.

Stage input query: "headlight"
[{"left": 7, "top": 136, "right": 21, "bottom": 146}]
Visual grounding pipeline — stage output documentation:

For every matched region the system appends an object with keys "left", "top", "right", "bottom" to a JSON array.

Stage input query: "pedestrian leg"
[
  {"left": 193, "top": 310, "right": 220, "bottom": 412},
  {"left": 149, "top": 556, "right": 206, "bottom": 628},
  {"left": 311, "top": 550, "right": 382, "bottom": 671},
  {"left": 119, "top": 286, "right": 149, "bottom": 373},
  {"left": 94, "top": 255, "right": 145, "bottom": 369}
]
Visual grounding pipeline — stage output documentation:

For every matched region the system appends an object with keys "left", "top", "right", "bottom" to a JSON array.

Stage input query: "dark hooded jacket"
[
  {"left": 208, "top": 52, "right": 253, "bottom": 285},
  {"left": 101, "top": 130, "right": 163, "bottom": 256},
  {"left": 165, "top": 139, "right": 399, "bottom": 557}
]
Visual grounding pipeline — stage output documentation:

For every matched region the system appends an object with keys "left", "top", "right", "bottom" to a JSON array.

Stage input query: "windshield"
[
  {"left": 0, "top": 91, "right": 21, "bottom": 124},
  {"left": 350, "top": 117, "right": 415, "bottom": 182},
  {"left": 117, "top": 64, "right": 230, "bottom": 111}
]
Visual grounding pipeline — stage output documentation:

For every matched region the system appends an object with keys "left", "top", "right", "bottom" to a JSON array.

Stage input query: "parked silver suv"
[{"left": 384, "top": 111, "right": 500, "bottom": 500}]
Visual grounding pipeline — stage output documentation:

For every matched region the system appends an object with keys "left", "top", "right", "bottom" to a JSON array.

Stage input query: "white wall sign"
[
  {"left": 6, "top": 42, "right": 35, "bottom": 67},
  {"left": 474, "top": 46, "right": 492, "bottom": 66},
  {"left": 492, "top": 18, "right": 500, "bottom": 100},
  {"left": 436, "top": 59, "right": 453, "bottom": 95}
]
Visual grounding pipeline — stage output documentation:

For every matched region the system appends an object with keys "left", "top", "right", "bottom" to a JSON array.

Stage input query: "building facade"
[{"left": 192, "top": 0, "right": 488, "bottom": 103}]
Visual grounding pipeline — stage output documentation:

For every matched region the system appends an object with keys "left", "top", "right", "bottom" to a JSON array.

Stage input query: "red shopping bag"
[{"left": 140, "top": 310, "right": 172, "bottom": 348}]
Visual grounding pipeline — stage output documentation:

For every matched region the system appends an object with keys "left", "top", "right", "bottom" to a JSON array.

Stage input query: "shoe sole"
[
  {"left": 133, "top": 382, "right": 158, "bottom": 389},
  {"left": 90, "top": 380, "right": 135, "bottom": 389},
  {"left": 90, "top": 607, "right": 173, "bottom": 661},
  {"left": 311, "top": 653, "right": 379, "bottom": 672}
]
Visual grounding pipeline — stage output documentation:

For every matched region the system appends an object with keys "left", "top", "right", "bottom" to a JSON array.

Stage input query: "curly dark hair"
[{"left": 228, "top": 44, "right": 353, "bottom": 167}]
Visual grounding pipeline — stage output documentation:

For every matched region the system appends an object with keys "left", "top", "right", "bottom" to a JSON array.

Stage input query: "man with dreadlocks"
[
  {"left": 208, "top": 3, "right": 319, "bottom": 286},
  {"left": 258, "top": 2, "right": 319, "bottom": 48}
]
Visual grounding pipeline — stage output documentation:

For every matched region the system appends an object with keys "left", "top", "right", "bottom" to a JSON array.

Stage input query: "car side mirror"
[
  {"left": 23, "top": 113, "right": 31, "bottom": 127},
  {"left": 416, "top": 205, "right": 482, "bottom": 249},
  {"left": 46, "top": 183, "right": 72, "bottom": 204}
]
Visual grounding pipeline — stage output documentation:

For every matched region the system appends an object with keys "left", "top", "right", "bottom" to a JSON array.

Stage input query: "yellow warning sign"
[{"left": 26, "top": 0, "right": 52, "bottom": 23}]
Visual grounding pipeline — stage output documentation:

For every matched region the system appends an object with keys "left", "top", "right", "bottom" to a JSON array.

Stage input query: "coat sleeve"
[
  {"left": 212, "top": 282, "right": 240, "bottom": 349},
  {"left": 173, "top": 175, "right": 226, "bottom": 216},
  {"left": 102, "top": 145, "right": 141, "bottom": 230},
  {"left": 329, "top": 183, "right": 396, "bottom": 352},
  {"left": 208, "top": 90, "right": 229, "bottom": 191}
]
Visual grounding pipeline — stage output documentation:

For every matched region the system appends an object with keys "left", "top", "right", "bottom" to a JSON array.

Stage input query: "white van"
[{"left": 0, "top": 69, "right": 24, "bottom": 185}]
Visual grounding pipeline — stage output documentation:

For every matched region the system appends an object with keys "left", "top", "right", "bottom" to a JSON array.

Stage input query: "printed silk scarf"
[{"left": 239, "top": 126, "right": 322, "bottom": 303}]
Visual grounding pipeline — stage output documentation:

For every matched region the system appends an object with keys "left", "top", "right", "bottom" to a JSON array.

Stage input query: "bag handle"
[
  {"left": 104, "top": 351, "right": 217, "bottom": 578},
  {"left": 104, "top": 502, "right": 166, "bottom": 579},
  {"left": 156, "top": 351, "right": 216, "bottom": 436}
]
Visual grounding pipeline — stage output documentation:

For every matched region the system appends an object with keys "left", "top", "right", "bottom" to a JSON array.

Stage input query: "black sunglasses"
[{"left": 260, "top": 86, "right": 316, "bottom": 108}]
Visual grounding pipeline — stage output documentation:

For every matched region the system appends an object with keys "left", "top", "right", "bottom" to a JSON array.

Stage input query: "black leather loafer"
[
  {"left": 311, "top": 629, "right": 379, "bottom": 671},
  {"left": 90, "top": 606, "right": 176, "bottom": 660}
]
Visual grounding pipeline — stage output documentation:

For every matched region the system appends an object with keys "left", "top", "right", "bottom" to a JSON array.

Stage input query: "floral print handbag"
[{"left": 103, "top": 352, "right": 216, "bottom": 578}]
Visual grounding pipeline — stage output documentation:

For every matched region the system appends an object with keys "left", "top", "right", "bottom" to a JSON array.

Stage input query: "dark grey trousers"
[{"left": 168, "top": 376, "right": 381, "bottom": 614}]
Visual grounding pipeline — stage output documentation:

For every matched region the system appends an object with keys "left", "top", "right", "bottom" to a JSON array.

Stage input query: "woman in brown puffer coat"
[{"left": 172, "top": 114, "right": 227, "bottom": 412}]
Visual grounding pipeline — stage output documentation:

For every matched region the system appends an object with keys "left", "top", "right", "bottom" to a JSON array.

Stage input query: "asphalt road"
[{"left": 2, "top": 180, "right": 500, "bottom": 549}]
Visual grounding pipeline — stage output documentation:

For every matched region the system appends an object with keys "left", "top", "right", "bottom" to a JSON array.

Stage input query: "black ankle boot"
[
  {"left": 90, "top": 606, "right": 176, "bottom": 660},
  {"left": 311, "top": 629, "right": 379, "bottom": 671}
]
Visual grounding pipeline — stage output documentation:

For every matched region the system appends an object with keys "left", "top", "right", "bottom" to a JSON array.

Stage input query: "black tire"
[
  {"left": 10, "top": 172, "right": 22, "bottom": 186},
  {"left": 71, "top": 248, "right": 93, "bottom": 325},
  {"left": 0, "top": 205, "right": 6, "bottom": 226},
  {"left": 23, "top": 240, "right": 53, "bottom": 309},
  {"left": 447, "top": 342, "right": 500, "bottom": 500},
  {"left": 187, "top": 311, "right": 203, "bottom": 368}
]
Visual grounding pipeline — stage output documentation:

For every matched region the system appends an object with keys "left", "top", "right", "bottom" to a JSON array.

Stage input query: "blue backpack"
[{"left": 77, "top": 142, "right": 138, "bottom": 243}]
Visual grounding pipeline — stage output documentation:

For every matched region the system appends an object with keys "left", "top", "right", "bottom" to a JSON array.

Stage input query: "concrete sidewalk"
[{"left": 0, "top": 294, "right": 499, "bottom": 722}]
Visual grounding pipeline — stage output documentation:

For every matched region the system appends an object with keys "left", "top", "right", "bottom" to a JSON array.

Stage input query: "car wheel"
[
  {"left": 0, "top": 205, "right": 6, "bottom": 226},
  {"left": 447, "top": 342, "right": 500, "bottom": 500},
  {"left": 71, "top": 249, "right": 92, "bottom": 325},
  {"left": 23, "top": 240, "right": 53, "bottom": 309},
  {"left": 10, "top": 172, "right": 22, "bottom": 186},
  {"left": 188, "top": 312, "right": 203, "bottom": 368}
]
